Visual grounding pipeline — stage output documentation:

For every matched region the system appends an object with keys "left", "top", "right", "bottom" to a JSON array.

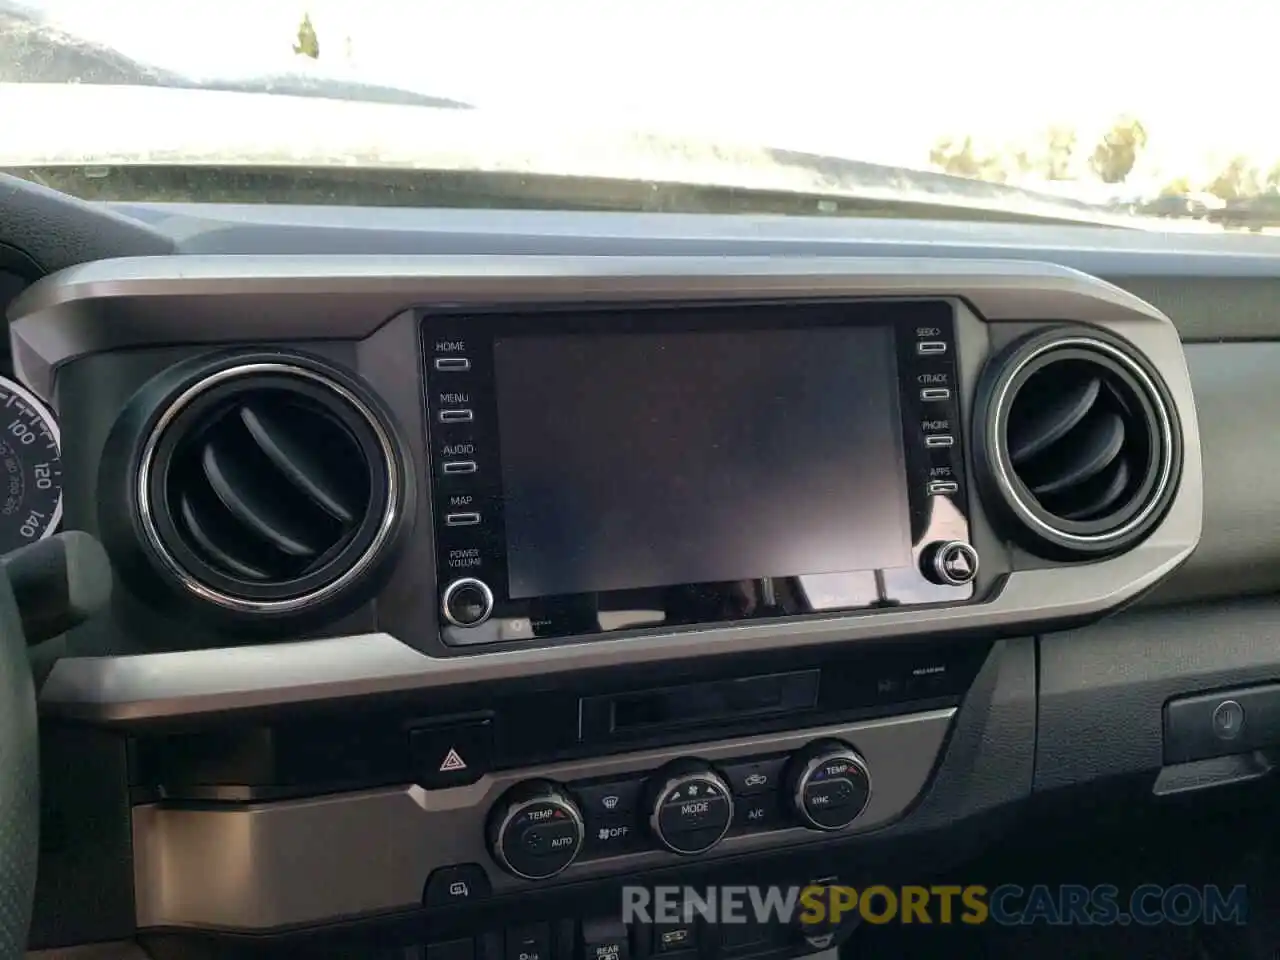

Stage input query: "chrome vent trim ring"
[
  {"left": 136, "top": 361, "right": 401, "bottom": 614},
  {"left": 988, "top": 335, "right": 1177, "bottom": 547}
]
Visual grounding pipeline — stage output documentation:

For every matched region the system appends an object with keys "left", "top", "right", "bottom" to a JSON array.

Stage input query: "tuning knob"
[
  {"left": 785, "top": 740, "right": 871, "bottom": 831},
  {"left": 645, "top": 760, "right": 735, "bottom": 855},
  {"left": 920, "top": 540, "right": 979, "bottom": 587},
  {"left": 487, "top": 780, "right": 585, "bottom": 880}
]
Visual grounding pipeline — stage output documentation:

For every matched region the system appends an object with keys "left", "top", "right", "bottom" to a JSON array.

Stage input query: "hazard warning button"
[{"left": 410, "top": 718, "right": 493, "bottom": 789}]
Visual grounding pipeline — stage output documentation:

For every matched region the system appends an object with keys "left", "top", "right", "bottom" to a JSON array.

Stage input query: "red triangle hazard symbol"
[{"left": 438, "top": 747, "right": 468, "bottom": 773}]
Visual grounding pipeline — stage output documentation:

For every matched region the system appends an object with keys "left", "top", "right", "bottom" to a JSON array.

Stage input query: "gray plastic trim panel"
[
  {"left": 131, "top": 709, "right": 954, "bottom": 931},
  {"left": 27, "top": 257, "right": 1201, "bottom": 723}
]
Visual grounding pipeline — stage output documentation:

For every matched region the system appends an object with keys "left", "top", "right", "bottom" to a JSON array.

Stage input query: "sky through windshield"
[{"left": 16, "top": 0, "right": 1280, "bottom": 184}]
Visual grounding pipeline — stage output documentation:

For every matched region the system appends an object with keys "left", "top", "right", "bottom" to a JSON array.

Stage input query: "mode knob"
[
  {"left": 645, "top": 760, "right": 735, "bottom": 855},
  {"left": 487, "top": 780, "right": 585, "bottom": 880},
  {"left": 785, "top": 740, "right": 871, "bottom": 832}
]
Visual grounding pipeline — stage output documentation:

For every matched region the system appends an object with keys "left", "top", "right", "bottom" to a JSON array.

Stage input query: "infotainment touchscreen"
[
  {"left": 423, "top": 298, "right": 972, "bottom": 644},
  {"left": 492, "top": 326, "right": 911, "bottom": 599}
]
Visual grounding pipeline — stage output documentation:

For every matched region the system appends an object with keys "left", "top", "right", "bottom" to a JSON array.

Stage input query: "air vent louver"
[
  {"left": 169, "top": 393, "right": 371, "bottom": 584},
  {"left": 976, "top": 332, "right": 1180, "bottom": 560},
  {"left": 124, "top": 358, "right": 404, "bottom": 616},
  {"left": 1007, "top": 359, "right": 1141, "bottom": 523}
]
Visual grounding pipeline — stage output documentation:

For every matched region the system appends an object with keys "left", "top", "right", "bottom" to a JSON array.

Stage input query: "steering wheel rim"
[{"left": 0, "top": 570, "right": 39, "bottom": 960}]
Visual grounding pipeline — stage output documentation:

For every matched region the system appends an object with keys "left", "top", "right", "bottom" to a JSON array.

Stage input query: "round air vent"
[
  {"left": 974, "top": 329, "right": 1181, "bottom": 560},
  {"left": 101, "top": 352, "right": 410, "bottom": 619}
]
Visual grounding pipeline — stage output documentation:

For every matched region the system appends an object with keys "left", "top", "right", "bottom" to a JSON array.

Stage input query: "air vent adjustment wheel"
[
  {"left": 973, "top": 327, "right": 1182, "bottom": 561},
  {"left": 99, "top": 350, "right": 413, "bottom": 624}
]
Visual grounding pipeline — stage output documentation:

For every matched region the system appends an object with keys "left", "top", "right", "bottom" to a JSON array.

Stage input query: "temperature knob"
[
  {"left": 786, "top": 740, "right": 871, "bottom": 832},
  {"left": 488, "top": 780, "right": 585, "bottom": 880},
  {"left": 646, "top": 760, "right": 734, "bottom": 855}
]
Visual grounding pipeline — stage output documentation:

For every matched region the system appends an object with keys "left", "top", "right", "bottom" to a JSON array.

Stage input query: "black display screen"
[{"left": 492, "top": 324, "right": 912, "bottom": 600}]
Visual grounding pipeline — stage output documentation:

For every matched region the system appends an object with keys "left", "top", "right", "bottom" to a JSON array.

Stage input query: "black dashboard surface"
[{"left": 4, "top": 171, "right": 1280, "bottom": 341}]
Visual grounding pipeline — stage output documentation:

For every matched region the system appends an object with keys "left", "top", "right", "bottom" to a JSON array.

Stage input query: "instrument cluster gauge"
[{"left": 0, "top": 374, "right": 61, "bottom": 555}]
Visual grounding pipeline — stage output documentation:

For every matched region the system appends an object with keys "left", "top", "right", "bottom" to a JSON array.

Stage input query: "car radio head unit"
[{"left": 422, "top": 299, "right": 975, "bottom": 647}]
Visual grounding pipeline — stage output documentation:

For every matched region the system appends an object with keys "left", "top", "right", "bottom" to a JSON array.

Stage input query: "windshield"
[{"left": 4, "top": 0, "right": 1279, "bottom": 230}]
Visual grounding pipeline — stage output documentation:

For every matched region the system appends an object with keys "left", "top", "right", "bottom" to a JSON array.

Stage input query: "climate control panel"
[{"left": 486, "top": 741, "right": 873, "bottom": 879}]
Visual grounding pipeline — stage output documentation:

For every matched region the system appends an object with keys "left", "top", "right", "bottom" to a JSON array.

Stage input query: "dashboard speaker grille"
[
  {"left": 977, "top": 331, "right": 1180, "bottom": 559},
  {"left": 135, "top": 359, "right": 402, "bottom": 615}
]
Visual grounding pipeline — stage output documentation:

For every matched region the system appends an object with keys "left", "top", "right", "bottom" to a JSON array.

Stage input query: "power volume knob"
[
  {"left": 646, "top": 761, "right": 734, "bottom": 855},
  {"left": 488, "top": 780, "right": 585, "bottom": 880},
  {"left": 443, "top": 578, "right": 494, "bottom": 627},
  {"left": 786, "top": 740, "right": 872, "bottom": 832}
]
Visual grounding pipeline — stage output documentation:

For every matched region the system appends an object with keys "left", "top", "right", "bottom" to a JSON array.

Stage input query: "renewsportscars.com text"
[{"left": 622, "top": 884, "right": 1249, "bottom": 927}]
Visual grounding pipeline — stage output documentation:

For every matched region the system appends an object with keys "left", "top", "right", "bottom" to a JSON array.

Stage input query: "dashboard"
[{"left": 3, "top": 177, "right": 1279, "bottom": 960}]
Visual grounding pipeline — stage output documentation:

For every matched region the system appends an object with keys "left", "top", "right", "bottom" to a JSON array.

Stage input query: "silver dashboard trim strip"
[
  {"left": 14, "top": 254, "right": 1164, "bottom": 318},
  {"left": 132, "top": 710, "right": 955, "bottom": 931},
  {"left": 11, "top": 255, "right": 1170, "bottom": 403},
  {"left": 42, "top": 544, "right": 1187, "bottom": 723}
]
